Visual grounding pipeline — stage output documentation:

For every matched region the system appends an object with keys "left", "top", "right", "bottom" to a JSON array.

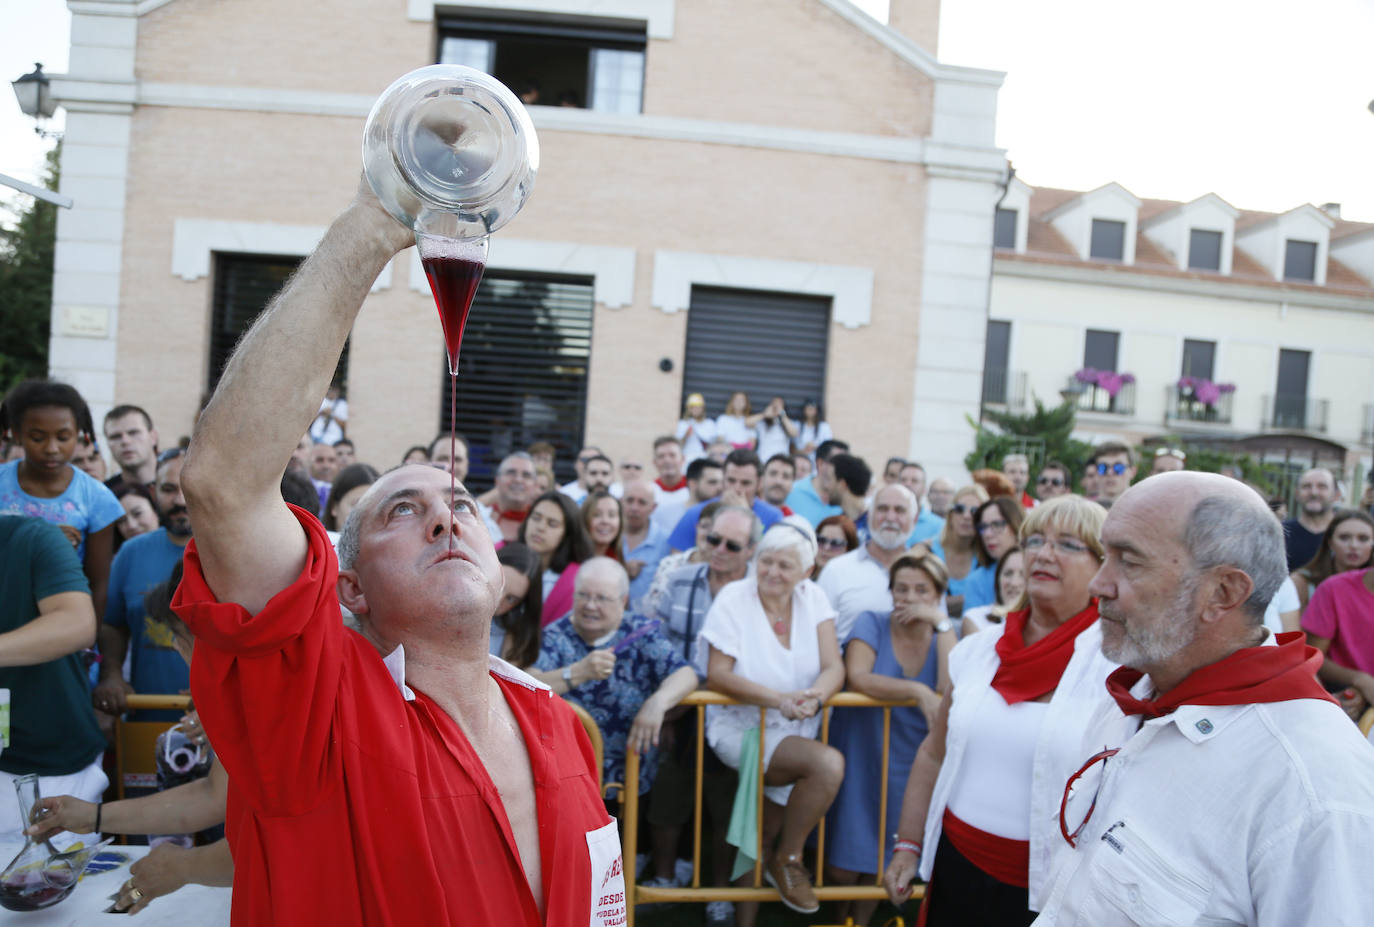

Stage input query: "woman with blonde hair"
[
  {"left": 930, "top": 484, "right": 996, "bottom": 616},
  {"left": 885, "top": 496, "right": 1115, "bottom": 925},
  {"left": 715, "top": 391, "right": 755, "bottom": 450}
]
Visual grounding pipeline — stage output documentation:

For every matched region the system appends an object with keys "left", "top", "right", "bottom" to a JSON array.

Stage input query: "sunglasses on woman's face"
[
  {"left": 949, "top": 503, "right": 975, "bottom": 515},
  {"left": 817, "top": 536, "right": 848, "bottom": 550},
  {"left": 706, "top": 533, "right": 745, "bottom": 553}
]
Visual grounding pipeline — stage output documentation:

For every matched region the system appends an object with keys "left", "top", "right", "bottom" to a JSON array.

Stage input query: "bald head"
[
  {"left": 621, "top": 478, "right": 656, "bottom": 531},
  {"left": 1095, "top": 472, "right": 1285, "bottom": 683},
  {"left": 576, "top": 555, "right": 630, "bottom": 598}
]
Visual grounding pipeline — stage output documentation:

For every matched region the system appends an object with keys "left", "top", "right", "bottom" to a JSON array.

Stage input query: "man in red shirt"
[{"left": 173, "top": 179, "right": 622, "bottom": 926}]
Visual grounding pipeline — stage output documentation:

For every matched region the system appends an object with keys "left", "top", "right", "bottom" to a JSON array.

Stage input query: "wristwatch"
[
  {"left": 562, "top": 666, "right": 574, "bottom": 687},
  {"left": 934, "top": 618, "right": 953, "bottom": 633}
]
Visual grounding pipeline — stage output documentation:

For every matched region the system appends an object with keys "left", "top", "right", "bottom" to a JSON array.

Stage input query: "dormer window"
[
  {"left": 1090, "top": 219, "right": 1126, "bottom": 261},
  {"left": 438, "top": 13, "right": 647, "bottom": 113},
  {"left": 1187, "top": 229, "right": 1222, "bottom": 271},
  {"left": 994, "top": 208, "right": 1017, "bottom": 249},
  {"left": 1283, "top": 239, "right": 1318, "bottom": 281}
]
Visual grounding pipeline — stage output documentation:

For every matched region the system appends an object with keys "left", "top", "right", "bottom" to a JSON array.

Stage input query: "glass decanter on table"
[
  {"left": 0, "top": 774, "right": 111, "bottom": 911},
  {"left": 362, "top": 64, "right": 539, "bottom": 527}
]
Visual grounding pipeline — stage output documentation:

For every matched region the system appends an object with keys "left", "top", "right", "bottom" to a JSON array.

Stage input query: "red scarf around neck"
[
  {"left": 1106, "top": 631, "right": 1336, "bottom": 719},
  {"left": 991, "top": 602, "right": 1099, "bottom": 705},
  {"left": 655, "top": 476, "right": 687, "bottom": 492},
  {"left": 494, "top": 506, "right": 528, "bottom": 523}
]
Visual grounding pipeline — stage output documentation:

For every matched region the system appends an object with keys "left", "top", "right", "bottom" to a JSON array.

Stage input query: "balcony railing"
[
  {"left": 621, "top": 690, "right": 922, "bottom": 924},
  {"left": 983, "top": 368, "right": 1027, "bottom": 409},
  {"left": 1264, "top": 394, "right": 1329, "bottom": 433},
  {"left": 1066, "top": 377, "right": 1136, "bottom": 416},
  {"left": 1165, "top": 386, "right": 1233, "bottom": 425}
]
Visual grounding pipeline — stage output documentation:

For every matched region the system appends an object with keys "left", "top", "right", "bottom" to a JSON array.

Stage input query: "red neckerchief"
[
  {"left": 1020, "top": 490, "right": 1036, "bottom": 509},
  {"left": 655, "top": 476, "right": 687, "bottom": 492},
  {"left": 991, "top": 602, "right": 1099, "bottom": 705},
  {"left": 494, "top": 506, "right": 528, "bottom": 523},
  {"left": 1106, "top": 631, "right": 1337, "bottom": 719}
]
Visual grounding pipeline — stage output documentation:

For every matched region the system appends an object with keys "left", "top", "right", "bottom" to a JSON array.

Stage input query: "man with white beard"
[
  {"left": 1033, "top": 472, "right": 1374, "bottom": 926},
  {"left": 818, "top": 484, "right": 945, "bottom": 642}
]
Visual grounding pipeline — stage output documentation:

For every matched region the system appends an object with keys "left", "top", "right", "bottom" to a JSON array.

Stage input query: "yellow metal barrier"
[{"left": 621, "top": 690, "right": 926, "bottom": 925}]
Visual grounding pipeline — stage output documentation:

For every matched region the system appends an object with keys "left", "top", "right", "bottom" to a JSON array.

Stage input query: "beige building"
[
  {"left": 987, "top": 178, "right": 1374, "bottom": 491},
  {"left": 44, "top": 0, "right": 1007, "bottom": 486}
]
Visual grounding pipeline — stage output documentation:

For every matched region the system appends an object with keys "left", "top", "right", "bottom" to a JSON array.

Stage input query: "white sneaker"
[
  {"left": 704, "top": 900, "right": 735, "bottom": 926},
  {"left": 674, "top": 857, "right": 694, "bottom": 886}
]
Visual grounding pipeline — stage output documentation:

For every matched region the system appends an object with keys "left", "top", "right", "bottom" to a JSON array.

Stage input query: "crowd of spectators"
[{"left": 3, "top": 373, "right": 1374, "bottom": 925}]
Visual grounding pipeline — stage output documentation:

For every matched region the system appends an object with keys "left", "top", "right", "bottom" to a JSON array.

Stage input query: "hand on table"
[{"left": 115, "top": 844, "right": 192, "bottom": 915}]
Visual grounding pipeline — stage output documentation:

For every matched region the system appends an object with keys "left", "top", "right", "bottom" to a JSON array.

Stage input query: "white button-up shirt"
[{"left": 1033, "top": 663, "right": 1374, "bottom": 926}]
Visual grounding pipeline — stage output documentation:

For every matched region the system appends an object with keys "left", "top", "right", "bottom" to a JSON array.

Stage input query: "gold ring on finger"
[{"left": 128, "top": 887, "right": 144, "bottom": 903}]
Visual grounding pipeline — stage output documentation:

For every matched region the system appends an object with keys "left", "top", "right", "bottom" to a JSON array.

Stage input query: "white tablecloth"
[{"left": 0, "top": 838, "right": 231, "bottom": 926}]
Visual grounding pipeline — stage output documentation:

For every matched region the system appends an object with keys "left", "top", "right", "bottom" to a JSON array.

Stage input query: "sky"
[{"left": 3, "top": 0, "right": 1374, "bottom": 221}]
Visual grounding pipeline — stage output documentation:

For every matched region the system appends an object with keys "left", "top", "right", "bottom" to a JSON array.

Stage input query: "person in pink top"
[
  {"left": 518, "top": 490, "right": 595, "bottom": 626},
  {"left": 1302, "top": 566, "right": 1374, "bottom": 717}
]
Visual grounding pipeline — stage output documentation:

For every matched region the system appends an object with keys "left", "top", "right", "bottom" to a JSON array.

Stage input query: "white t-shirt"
[
  {"left": 675, "top": 418, "right": 717, "bottom": 462},
  {"left": 1261, "top": 576, "right": 1300, "bottom": 635},
  {"left": 309, "top": 397, "right": 348, "bottom": 445},
  {"left": 755, "top": 419, "right": 791, "bottom": 461},
  {"left": 715, "top": 414, "right": 753, "bottom": 447},
  {"left": 796, "top": 421, "right": 832, "bottom": 459}
]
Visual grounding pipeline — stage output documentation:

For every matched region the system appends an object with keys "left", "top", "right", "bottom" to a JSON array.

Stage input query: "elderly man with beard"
[
  {"left": 94, "top": 448, "right": 194, "bottom": 722},
  {"left": 1034, "top": 472, "right": 1374, "bottom": 926},
  {"left": 818, "top": 484, "right": 940, "bottom": 642}
]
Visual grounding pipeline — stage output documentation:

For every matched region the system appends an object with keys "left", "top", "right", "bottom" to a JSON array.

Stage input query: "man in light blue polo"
[{"left": 785, "top": 438, "right": 848, "bottom": 526}]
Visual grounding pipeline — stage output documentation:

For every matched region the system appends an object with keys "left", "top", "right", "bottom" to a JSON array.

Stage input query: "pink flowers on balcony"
[
  {"left": 1075, "top": 367, "right": 1136, "bottom": 399},
  {"left": 1177, "top": 376, "right": 1236, "bottom": 407}
]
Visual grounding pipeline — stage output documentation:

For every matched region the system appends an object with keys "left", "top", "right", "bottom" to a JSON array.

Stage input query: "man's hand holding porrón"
[{"left": 349, "top": 172, "right": 417, "bottom": 260}]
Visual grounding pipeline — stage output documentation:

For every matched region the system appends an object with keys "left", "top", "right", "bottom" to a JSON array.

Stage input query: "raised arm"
[{"left": 181, "top": 182, "right": 412, "bottom": 614}]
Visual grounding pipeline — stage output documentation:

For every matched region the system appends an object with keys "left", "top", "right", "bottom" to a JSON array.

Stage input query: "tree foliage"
[
  {"left": 965, "top": 399, "right": 1097, "bottom": 492},
  {"left": 0, "top": 144, "right": 60, "bottom": 394}
]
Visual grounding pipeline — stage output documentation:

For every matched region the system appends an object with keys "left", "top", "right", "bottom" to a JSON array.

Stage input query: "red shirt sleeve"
[{"left": 172, "top": 505, "right": 345, "bottom": 816}]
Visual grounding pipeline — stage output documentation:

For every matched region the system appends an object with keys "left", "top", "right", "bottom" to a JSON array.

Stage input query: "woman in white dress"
[
  {"left": 794, "top": 398, "right": 832, "bottom": 462},
  {"left": 675, "top": 392, "right": 718, "bottom": 462},
  {"left": 699, "top": 519, "right": 845, "bottom": 920}
]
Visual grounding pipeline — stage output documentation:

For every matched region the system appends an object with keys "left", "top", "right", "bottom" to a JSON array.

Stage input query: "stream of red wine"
[{"left": 421, "top": 254, "right": 487, "bottom": 552}]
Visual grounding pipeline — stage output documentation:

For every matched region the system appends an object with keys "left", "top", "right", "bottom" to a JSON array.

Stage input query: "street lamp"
[{"left": 12, "top": 62, "right": 57, "bottom": 130}]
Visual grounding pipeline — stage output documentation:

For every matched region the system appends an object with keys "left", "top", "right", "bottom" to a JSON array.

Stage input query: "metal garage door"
[
  {"left": 438, "top": 271, "right": 594, "bottom": 489},
  {"left": 681, "top": 285, "right": 831, "bottom": 420}
]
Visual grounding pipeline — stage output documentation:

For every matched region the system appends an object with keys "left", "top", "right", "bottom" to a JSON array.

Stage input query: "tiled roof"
[{"left": 1006, "top": 183, "right": 1374, "bottom": 295}]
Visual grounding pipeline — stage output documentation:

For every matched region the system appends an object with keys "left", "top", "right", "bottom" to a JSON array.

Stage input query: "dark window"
[
  {"left": 439, "top": 272, "right": 594, "bottom": 490},
  {"left": 1181, "top": 339, "right": 1215, "bottom": 381},
  {"left": 210, "top": 254, "right": 348, "bottom": 396},
  {"left": 1084, "top": 329, "right": 1119, "bottom": 372},
  {"left": 681, "top": 286, "right": 829, "bottom": 423},
  {"left": 1187, "top": 229, "right": 1223, "bottom": 271},
  {"left": 1283, "top": 239, "right": 1318, "bottom": 281},
  {"left": 1273, "top": 348, "right": 1311, "bottom": 428},
  {"left": 983, "top": 320, "right": 1011, "bottom": 403},
  {"left": 438, "top": 14, "right": 645, "bottom": 113},
  {"left": 993, "top": 208, "right": 1018, "bottom": 249},
  {"left": 1089, "top": 219, "right": 1126, "bottom": 260}
]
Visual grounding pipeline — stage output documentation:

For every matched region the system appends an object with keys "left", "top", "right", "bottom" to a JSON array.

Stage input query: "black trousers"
[{"left": 925, "top": 833, "right": 1036, "bottom": 927}]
